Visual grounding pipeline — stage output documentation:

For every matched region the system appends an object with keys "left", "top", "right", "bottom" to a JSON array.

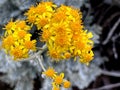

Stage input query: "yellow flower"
[
  {"left": 48, "top": 47, "right": 61, "bottom": 61},
  {"left": 41, "top": 28, "right": 51, "bottom": 42},
  {"left": 25, "top": 5, "right": 36, "bottom": 16},
  {"left": 35, "top": 16, "right": 49, "bottom": 29},
  {"left": 39, "top": 4, "right": 94, "bottom": 64},
  {"left": 24, "top": 40, "right": 36, "bottom": 50},
  {"left": 2, "top": 35, "right": 15, "bottom": 51},
  {"left": 74, "top": 41, "right": 86, "bottom": 51},
  {"left": 43, "top": 67, "right": 56, "bottom": 78},
  {"left": 35, "top": 3, "right": 47, "bottom": 15},
  {"left": 64, "top": 52, "right": 71, "bottom": 59},
  {"left": 53, "top": 73, "right": 64, "bottom": 85},
  {"left": 2, "top": 19, "right": 37, "bottom": 60},
  {"left": 52, "top": 11, "right": 66, "bottom": 22},
  {"left": 69, "top": 7, "right": 82, "bottom": 20},
  {"left": 16, "top": 20, "right": 30, "bottom": 31},
  {"left": 40, "top": 1, "right": 57, "bottom": 12},
  {"left": 52, "top": 85, "right": 60, "bottom": 90},
  {"left": 3, "top": 19, "right": 16, "bottom": 36},
  {"left": 52, "top": 22, "right": 71, "bottom": 35},
  {"left": 17, "top": 30, "right": 27, "bottom": 39},
  {"left": 26, "top": 15, "right": 36, "bottom": 24},
  {"left": 80, "top": 50, "right": 94, "bottom": 65},
  {"left": 70, "top": 21, "right": 83, "bottom": 33},
  {"left": 25, "top": 1, "right": 56, "bottom": 28},
  {"left": 42, "top": 67, "right": 70, "bottom": 89},
  {"left": 54, "top": 35, "right": 69, "bottom": 47},
  {"left": 10, "top": 47, "right": 28, "bottom": 60},
  {"left": 4, "top": 19, "right": 15, "bottom": 30},
  {"left": 63, "top": 80, "right": 71, "bottom": 88}
]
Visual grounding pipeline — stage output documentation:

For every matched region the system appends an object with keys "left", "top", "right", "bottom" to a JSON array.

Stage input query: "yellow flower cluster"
[
  {"left": 25, "top": 2, "right": 56, "bottom": 29},
  {"left": 25, "top": 1, "right": 94, "bottom": 65},
  {"left": 44, "top": 5, "right": 94, "bottom": 65},
  {"left": 2, "top": 20, "right": 36, "bottom": 60},
  {"left": 43, "top": 67, "right": 71, "bottom": 90},
  {"left": 1, "top": 1, "right": 94, "bottom": 90}
]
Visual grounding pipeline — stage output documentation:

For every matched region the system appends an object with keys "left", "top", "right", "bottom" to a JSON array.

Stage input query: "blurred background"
[{"left": 0, "top": 0, "right": 120, "bottom": 90}]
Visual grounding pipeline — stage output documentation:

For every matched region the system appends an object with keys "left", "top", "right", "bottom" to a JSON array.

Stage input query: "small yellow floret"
[
  {"left": 63, "top": 80, "right": 71, "bottom": 88},
  {"left": 48, "top": 48, "right": 60, "bottom": 60},
  {"left": 36, "top": 18, "right": 49, "bottom": 29},
  {"left": 2, "top": 35, "right": 14, "bottom": 47},
  {"left": 27, "top": 15, "right": 36, "bottom": 23},
  {"left": 54, "top": 73, "right": 64, "bottom": 85},
  {"left": 43, "top": 67, "right": 56, "bottom": 78},
  {"left": 80, "top": 50, "right": 94, "bottom": 65},
  {"left": 41, "top": 29, "right": 51, "bottom": 41},
  {"left": 52, "top": 85, "right": 60, "bottom": 90},
  {"left": 4, "top": 19, "right": 15, "bottom": 31},
  {"left": 18, "top": 30, "right": 27, "bottom": 39},
  {"left": 11, "top": 47, "right": 24, "bottom": 60},
  {"left": 24, "top": 40, "right": 36, "bottom": 50},
  {"left": 64, "top": 52, "right": 71, "bottom": 59},
  {"left": 52, "top": 11, "right": 66, "bottom": 22}
]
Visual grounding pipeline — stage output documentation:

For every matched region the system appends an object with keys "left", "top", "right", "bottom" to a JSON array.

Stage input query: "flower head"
[
  {"left": 25, "top": 1, "right": 56, "bottom": 29},
  {"left": 24, "top": 40, "right": 36, "bottom": 50},
  {"left": 39, "top": 4, "right": 94, "bottom": 64},
  {"left": 53, "top": 73, "right": 64, "bottom": 85},
  {"left": 52, "top": 85, "right": 60, "bottom": 90},
  {"left": 2, "top": 20, "right": 36, "bottom": 60},
  {"left": 63, "top": 80, "right": 71, "bottom": 88},
  {"left": 43, "top": 67, "right": 56, "bottom": 78}
]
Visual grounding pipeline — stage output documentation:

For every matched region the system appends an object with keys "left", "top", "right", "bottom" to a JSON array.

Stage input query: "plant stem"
[
  {"left": 18, "top": 44, "right": 47, "bottom": 62},
  {"left": 35, "top": 54, "right": 46, "bottom": 72}
]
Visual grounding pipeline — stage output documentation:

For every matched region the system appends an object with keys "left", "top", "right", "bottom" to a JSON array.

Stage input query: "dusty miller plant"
[{"left": 0, "top": 0, "right": 107, "bottom": 90}]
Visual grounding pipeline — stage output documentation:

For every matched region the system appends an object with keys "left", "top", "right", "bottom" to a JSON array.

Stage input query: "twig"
[
  {"left": 102, "top": 17, "right": 120, "bottom": 45},
  {"left": 88, "top": 82, "right": 120, "bottom": 90},
  {"left": 112, "top": 42, "right": 118, "bottom": 59},
  {"left": 101, "top": 70, "right": 120, "bottom": 77},
  {"left": 112, "top": 33, "right": 120, "bottom": 41},
  {"left": 111, "top": 33, "right": 120, "bottom": 59},
  {"left": 97, "top": 5, "right": 113, "bottom": 25},
  {"left": 35, "top": 54, "right": 46, "bottom": 72},
  {"left": 103, "top": 12, "right": 120, "bottom": 27},
  {"left": 84, "top": 6, "right": 91, "bottom": 23}
]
